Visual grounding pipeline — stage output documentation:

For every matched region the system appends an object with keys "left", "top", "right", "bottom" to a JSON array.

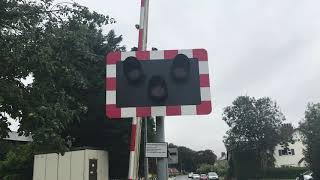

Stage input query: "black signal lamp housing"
[
  {"left": 171, "top": 54, "right": 190, "bottom": 82},
  {"left": 148, "top": 76, "right": 168, "bottom": 102},
  {"left": 123, "top": 56, "right": 144, "bottom": 85}
]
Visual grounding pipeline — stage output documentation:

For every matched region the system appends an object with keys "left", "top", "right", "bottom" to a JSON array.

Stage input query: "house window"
[
  {"left": 279, "top": 148, "right": 295, "bottom": 156},
  {"left": 282, "top": 149, "right": 288, "bottom": 155}
]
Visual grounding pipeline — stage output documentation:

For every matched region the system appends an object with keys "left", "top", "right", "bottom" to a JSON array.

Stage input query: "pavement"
[{"left": 171, "top": 175, "right": 189, "bottom": 180}]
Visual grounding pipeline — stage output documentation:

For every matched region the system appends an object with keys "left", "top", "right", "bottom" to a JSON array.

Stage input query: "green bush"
[
  {"left": 196, "top": 161, "right": 229, "bottom": 177},
  {"left": 0, "top": 144, "right": 34, "bottom": 180},
  {"left": 0, "top": 142, "right": 16, "bottom": 161},
  {"left": 214, "top": 160, "right": 229, "bottom": 177},
  {"left": 231, "top": 150, "right": 260, "bottom": 180},
  {"left": 196, "top": 164, "right": 214, "bottom": 173},
  {"left": 258, "top": 167, "right": 308, "bottom": 179}
]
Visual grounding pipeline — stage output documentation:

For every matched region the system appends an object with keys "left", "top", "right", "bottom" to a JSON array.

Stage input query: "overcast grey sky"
[{"left": 12, "top": 0, "right": 320, "bottom": 155}]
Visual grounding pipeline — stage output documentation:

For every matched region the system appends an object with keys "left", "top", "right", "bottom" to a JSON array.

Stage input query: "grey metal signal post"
[
  {"left": 144, "top": 118, "right": 149, "bottom": 180},
  {"left": 156, "top": 116, "right": 168, "bottom": 180}
]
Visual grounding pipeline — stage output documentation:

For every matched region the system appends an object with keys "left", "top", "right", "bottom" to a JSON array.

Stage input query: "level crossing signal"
[{"left": 105, "top": 49, "right": 212, "bottom": 118}]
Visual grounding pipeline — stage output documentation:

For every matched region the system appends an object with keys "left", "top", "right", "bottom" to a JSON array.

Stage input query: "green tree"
[
  {"left": 168, "top": 144, "right": 217, "bottom": 172},
  {"left": 196, "top": 164, "right": 214, "bottom": 173},
  {"left": 195, "top": 150, "right": 217, "bottom": 166},
  {"left": 169, "top": 144, "right": 197, "bottom": 172},
  {"left": 223, "top": 96, "right": 285, "bottom": 179},
  {"left": 279, "top": 123, "right": 295, "bottom": 146},
  {"left": 214, "top": 160, "right": 229, "bottom": 177},
  {"left": 0, "top": 143, "right": 35, "bottom": 180},
  {"left": 1, "top": 0, "right": 122, "bottom": 148},
  {"left": 0, "top": 0, "right": 137, "bottom": 178},
  {"left": 300, "top": 103, "right": 320, "bottom": 179},
  {"left": 0, "top": 0, "right": 46, "bottom": 138},
  {"left": 196, "top": 161, "right": 228, "bottom": 176}
]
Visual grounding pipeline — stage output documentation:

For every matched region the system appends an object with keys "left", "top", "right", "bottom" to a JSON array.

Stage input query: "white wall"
[
  {"left": 274, "top": 131, "right": 307, "bottom": 167},
  {"left": 33, "top": 149, "right": 109, "bottom": 180}
]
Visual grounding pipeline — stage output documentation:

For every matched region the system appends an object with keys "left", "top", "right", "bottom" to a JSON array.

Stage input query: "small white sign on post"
[
  {"left": 146, "top": 143, "right": 168, "bottom": 158},
  {"left": 168, "top": 148, "right": 178, "bottom": 164}
]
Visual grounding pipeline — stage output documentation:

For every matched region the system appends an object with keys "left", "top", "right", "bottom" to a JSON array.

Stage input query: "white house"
[{"left": 274, "top": 130, "right": 307, "bottom": 167}]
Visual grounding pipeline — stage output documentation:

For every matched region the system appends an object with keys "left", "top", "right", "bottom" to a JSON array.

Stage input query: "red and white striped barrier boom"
[{"left": 128, "top": 0, "right": 149, "bottom": 180}]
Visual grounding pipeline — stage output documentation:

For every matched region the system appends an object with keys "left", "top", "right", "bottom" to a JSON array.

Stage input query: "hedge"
[{"left": 258, "top": 167, "right": 309, "bottom": 179}]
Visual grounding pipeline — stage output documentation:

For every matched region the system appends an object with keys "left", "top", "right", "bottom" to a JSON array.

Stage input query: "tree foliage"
[
  {"left": 168, "top": 144, "right": 196, "bottom": 172},
  {"left": 300, "top": 103, "right": 320, "bottom": 179},
  {"left": 279, "top": 123, "right": 295, "bottom": 145},
  {"left": 197, "top": 164, "right": 214, "bottom": 173},
  {"left": 0, "top": 0, "right": 140, "bottom": 178},
  {"left": 195, "top": 150, "right": 217, "bottom": 166},
  {"left": 0, "top": 143, "right": 35, "bottom": 180},
  {"left": 196, "top": 161, "right": 228, "bottom": 176},
  {"left": 223, "top": 96, "right": 286, "bottom": 179},
  {"left": 168, "top": 144, "right": 217, "bottom": 172},
  {"left": 214, "top": 160, "right": 229, "bottom": 177},
  {"left": 1, "top": 0, "right": 124, "bottom": 149}
]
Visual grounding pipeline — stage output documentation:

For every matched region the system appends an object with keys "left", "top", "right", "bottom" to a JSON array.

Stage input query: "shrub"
[
  {"left": 0, "top": 144, "right": 34, "bottom": 180},
  {"left": 258, "top": 167, "right": 308, "bottom": 179}
]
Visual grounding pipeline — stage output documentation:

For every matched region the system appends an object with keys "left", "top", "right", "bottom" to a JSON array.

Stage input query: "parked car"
[
  {"left": 208, "top": 172, "right": 219, "bottom": 180},
  {"left": 296, "top": 171, "right": 313, "bottom": 180},
  {"left": 192, "top": 174, "right": 200, "bottom": 180},
  {"left": 188, "top": 172, "right": 194, "bottom": 178},
  {"left": 200, "top": 174, "right": 208, "bottom": 180}
]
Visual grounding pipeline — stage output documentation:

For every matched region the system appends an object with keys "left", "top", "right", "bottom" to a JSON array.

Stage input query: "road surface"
[{"left": 172, "top": 175, "right": 189, "bottom": 180}]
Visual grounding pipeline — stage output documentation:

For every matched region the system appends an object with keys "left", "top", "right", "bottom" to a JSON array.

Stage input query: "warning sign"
[{"left": 145, "top": 143, "right": 168, "bottom": 158}]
